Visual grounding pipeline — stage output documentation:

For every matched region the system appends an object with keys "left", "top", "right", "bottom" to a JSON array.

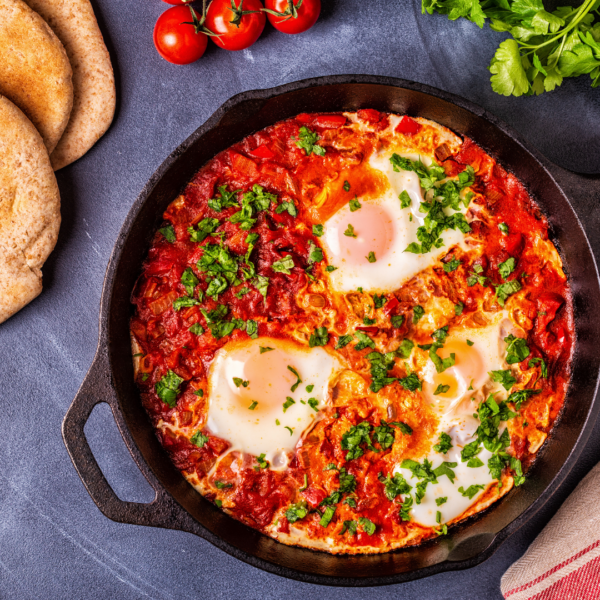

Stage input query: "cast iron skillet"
[{"left": 63, "top": 75, "right": 600, "bottom": 586}]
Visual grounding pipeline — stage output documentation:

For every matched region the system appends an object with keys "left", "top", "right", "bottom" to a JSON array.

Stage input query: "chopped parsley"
[
  {"left": 155, "top": 370, "right": 183, "bottom": 407},
  {"left": 358, "top": 517, "right": 376, "bottom": 535},
  {"left": 430, "top": 344, "right": 456, "bottom": 373},
  {"left": 505, "top": 334, "right": 530, "bottom": 364},
  {"left": 363, "top": 316, "right": 376, "bottom": 325},
  {"left": 498, "top": 222, "right": 509, "bottom": 235},
  {"left": 498, "top": 257, "right": 516, "bottom": 280},
  {"left": 344, "top": 224, "right": 358, "bottom": 238},
  {"left": 373, "top": 294, "right": 387, "bottom": 309},
  {"left": 287, "top": 366, "right": 302, "bottom": 392},
  {"left": 282, "top": 397, "right": 295, "bottom": 413},
  {"left": 158, "top": 225, "right": 176, "bottom": 243},
  {"left": 489, "top": 369, "right": 517, "bottom": 390},
  {"left": 271, "top": 255, "right": 295, "bottom": 275},
  {"left": 366, "top": 251, "right": 377, "bottom": 263},
  {"left": 312, "top": 224, "right": 324, "bottom": 237},
  {"left": 349, "top": 196, "right": 362, "bottom": 212},
  {"left": 507, "top": 388, "right": 541, "bottom": 409},
  {"left": 365, "top": 351, "right": 396, "bottom": 392},
  {"left": 378, "top": 471, "right": 412, "bottom": 501},
  {"left": 285, "top": 501, "right": 309, "bottom": 524},
  {"left": 275, "top": 200, "right": 297, "bottom": 217},
  {"left": 397, "top": 338, "right": 414, "bottom": 359},
  {"left": 399, "top": 190, "right": 411, "bottom": 208},
  {"left": 193, "top": 388, "right": 204, "bottom": 397},
  {"left": 180, "top": 268, "right": 199, "bottom": 296},
  {"left": 190, "top": 430, "right": 209, "bottom": 448},
  {"left": 253, "top": 275, "right": 269, "bottom": 300},
  {"left": 433, "top": 432, "right": 453, "bottom": 454},
  {"left": 436, "top": 497, "right": 448, "bottom": 506},
  {"left": 299, "top": 474, "right": 308, "bottom": 492},
  {"left": 173, "top": 296, "right": 201, "bottom": 311},
  {"left": 248, "top": 401, "right": 258, "bottom": 410},
  {"left": 343, "top": 180, "right": 351, "bottom": 192},
  {"left": 309, "top": 326, "right": 329, "bottom": 348},
  {"left": 443, "top": 257, "right": 461, "bottom": 272},
  {"left": 229, "top": 185, "right": 276, "bottom": 230},
  {"left": 495, "top": 279, "right": 522, "bottom": 306},
  {"left": 188, "top": 217, "right": 220, "bottom": 243},
  {"left": 398, "top": 371, "right": 422, "bottom": 392},
  {"left": 458, "top": 484, "right": 485, "bottom": 500},
  {"left": 284, "top": 426, "right": 294, "bottom": 436},
  {"left": 255, "top": 453, "right": 269, "bottom": 470},
  {"left": 295, "top": 126, "right": 325, "bottom": 156},
  {"left": 325, "top": 265, "right": 338, "bottom": 272},
  {"left": 434, "top": 384, "right": 450, "bottom": 395},
  {"left": 308, "top": 241, "right": 324, "bottom": 264},
  {"left": 259, "top": 346, "right": 275, "bottom": 354},
  {"left": 208, "top": 186, "right": 240, "bottom": 212},
  {"left": 215, "top": 480, "right": 233, "bottom": 490},
  {"left": 455, "top": 302, "right": 464, "bottom": 316},
  {"left": 306, "top": 384, "right": 314, "bottom": 393},
  {"left": 319, "top": 505, "right": 336, "bottom": 527},
  {"left": 529, "top": 357, "right": 548, "bottom": 379},
  {"left": 233, "top": 377, "right": 249, "bottom": 388},
  {"left": 335, "top": 334, "right": 354, "bottom": 349},
  {"left": 307, "top": 398, "right": 319, "bottom": 412},
  {"left": 189, "top": 322, "right": 204, "bottom": 335},
  {"left": 391, "top": 315, "right": 405, "bottom": 328},
  {"left": 412, "top": 305, "right": 425, "bottom": 324},
  {"left": 431, "top": 325, "right": 449, "bottom": 343},
  {"left": 467, "top": 263, "right": 488, "bottom": 287},
  {"left": 354, "top": 330, "right": 376, "bottom": 351},
  {"left": 341, "top": 422, "right": 376, "bottom": 460}
]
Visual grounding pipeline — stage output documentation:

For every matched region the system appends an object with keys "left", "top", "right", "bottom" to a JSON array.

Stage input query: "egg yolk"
[
  {"left": 428, "top": 340, "right": 486, "bottom": 406},
  {"left": 227, "top": 349, "right": 298, "bottom": 414},
  {"left": 325, "top": 202, "right": 394, "bottom": 266}
]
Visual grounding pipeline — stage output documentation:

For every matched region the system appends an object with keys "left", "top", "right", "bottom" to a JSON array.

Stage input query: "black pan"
[{"left": 62, "top": 75, "right": 600, "bottom": 586}]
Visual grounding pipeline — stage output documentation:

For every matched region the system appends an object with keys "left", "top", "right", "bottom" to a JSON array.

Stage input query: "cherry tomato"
[
  {"left": 264, "top": 0, "right": 320, "bottom": 34},
  {"left": 205, "top": 0, "right": 266, "bottom": 51},
  {"left": 154, "top": 6, "right": 208, "bottom": 65}
]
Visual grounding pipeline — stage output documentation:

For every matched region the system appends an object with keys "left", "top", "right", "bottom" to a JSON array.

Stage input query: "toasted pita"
[
  {"left": 0, "top": 0, "right": 73, "bottom": 154},
  {"left": 0, "top": 95, "right": 61, "bottom": 324},
  {"left": 24, "top": 0, "right": 116, "bottom": 170}
]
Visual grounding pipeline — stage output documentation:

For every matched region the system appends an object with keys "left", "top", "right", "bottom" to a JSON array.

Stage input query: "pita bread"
[
  {"left": 0, "top": 0, "right": 73, "bottom": 154},
  {"left": 24, "top": 0, "right": 116, "bottom": 171},
  {"left": 0, "top": 95, "right": 61, "bottom": 324}
]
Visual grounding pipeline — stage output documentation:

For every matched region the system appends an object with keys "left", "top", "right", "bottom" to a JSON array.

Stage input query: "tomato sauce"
[{"left": 130, "top": 112, "right": 574, "bottom": 554}]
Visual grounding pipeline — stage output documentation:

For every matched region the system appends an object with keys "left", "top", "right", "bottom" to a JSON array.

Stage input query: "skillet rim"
[{"left": 66, "top": 74, "right": 600, "bottom": 586}]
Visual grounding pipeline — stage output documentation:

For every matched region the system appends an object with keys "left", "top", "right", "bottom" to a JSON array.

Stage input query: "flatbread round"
[
  {"left": 24, "top": 0, "right": 116, "bottom": 171},
  {"left": 0, "top": 0, "right": 73, "bottom": 154},
  {"left": 0, "top": 95, "right": 61, "bottom": 324}
]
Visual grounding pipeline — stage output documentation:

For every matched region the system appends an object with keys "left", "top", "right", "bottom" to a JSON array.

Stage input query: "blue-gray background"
[{"left": 1, "top": 1, "right": 599, "bottom": 598}]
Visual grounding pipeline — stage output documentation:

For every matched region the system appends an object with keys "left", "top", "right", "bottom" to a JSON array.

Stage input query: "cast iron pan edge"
[{"left": 63, "top": 75, "right": 600, "bottom": 586}]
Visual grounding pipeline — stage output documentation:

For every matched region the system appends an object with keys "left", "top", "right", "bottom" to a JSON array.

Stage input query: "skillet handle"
[{"left": 62, "top": 347, "right": 184, "bottom": 528}]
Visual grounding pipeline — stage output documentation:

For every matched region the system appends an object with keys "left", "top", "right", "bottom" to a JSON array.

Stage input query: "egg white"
[
  {"left": 206, "top": 338, "right": 341, "bottom": 470},
  {"left": 320, "top": 150, "right": 468, "bottom": 294},
  {"left": 395, "top": 315, "right": 521, "bottom": 526}
]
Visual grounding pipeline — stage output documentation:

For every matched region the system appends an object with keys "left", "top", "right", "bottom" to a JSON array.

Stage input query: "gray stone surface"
[{"left": 0, "top": 1, "right": 599, "bottom": 598}]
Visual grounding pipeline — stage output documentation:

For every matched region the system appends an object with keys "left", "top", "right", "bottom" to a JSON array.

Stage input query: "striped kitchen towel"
[{"left": 501, "top": 461, "right": 600, "bottom": 599}]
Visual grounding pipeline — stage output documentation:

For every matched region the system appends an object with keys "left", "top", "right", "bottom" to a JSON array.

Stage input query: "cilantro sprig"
[{"left": 422, "top": 0, "right": 600, "bottom": 96}]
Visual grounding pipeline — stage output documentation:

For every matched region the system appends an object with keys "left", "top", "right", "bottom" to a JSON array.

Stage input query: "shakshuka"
[{"left": 130, "top": 111, "right": 573, "bottom": 554}]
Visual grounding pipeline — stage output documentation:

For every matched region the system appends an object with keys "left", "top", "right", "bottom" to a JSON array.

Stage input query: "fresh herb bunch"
[{"left": 422, "top": 0, "right": 600, "bottom": 96}]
